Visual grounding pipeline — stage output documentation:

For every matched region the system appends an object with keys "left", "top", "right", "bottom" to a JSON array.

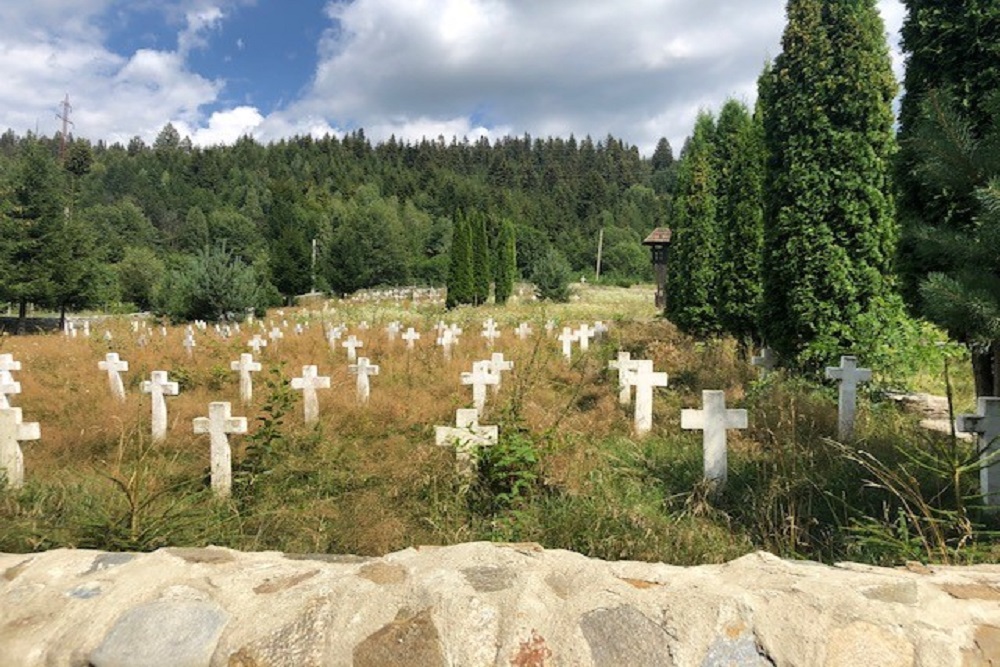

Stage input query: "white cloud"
[
  {"left": 176, "top": 105, "right": 263, "bottom": 146},
  {"left": 177, "top": 5, "right": 225, "bottom": 57}
]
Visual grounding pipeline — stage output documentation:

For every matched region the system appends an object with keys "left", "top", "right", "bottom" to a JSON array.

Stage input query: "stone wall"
[{"left": 2, "top": 542, "right": 999, "bottom": 666}]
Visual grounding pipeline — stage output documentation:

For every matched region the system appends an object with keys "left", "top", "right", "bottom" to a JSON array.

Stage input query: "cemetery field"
[{"left": 0, "top": 285, "right": 993, "bottom": 566}]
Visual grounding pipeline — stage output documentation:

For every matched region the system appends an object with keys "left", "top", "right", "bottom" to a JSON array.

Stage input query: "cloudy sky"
[{"left": 0, "top": 0, "right": 906, "bottom": 156}]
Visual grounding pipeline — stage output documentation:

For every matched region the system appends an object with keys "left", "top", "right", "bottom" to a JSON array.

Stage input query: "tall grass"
[{"left": 0, "top": 285, "right": 993, "bottom": 565}]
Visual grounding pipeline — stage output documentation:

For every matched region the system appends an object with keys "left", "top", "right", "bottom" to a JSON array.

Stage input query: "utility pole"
[
  {"left": 56, "top": 93, "right": 73, "bottom": 162},
  {"left": 595, "top": 228, "right": 604, "bottom": 281},
  {"left": 311, "top": 238, "right": 318, "bottom": 293}
]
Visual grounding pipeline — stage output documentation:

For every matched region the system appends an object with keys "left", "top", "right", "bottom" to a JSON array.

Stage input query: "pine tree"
[
  {"left": 470, "top": 210, "right": 492, "bottom": 305},
  {"left": 494, "top": 218, "right": 517, "bottom": 304},
  {"left": 445, "top": 211, "right": 474, "bottom": 308},
  {"left": 665, "top": 110, "right": 720, "bottom": 336},
  {"left": 714, "top": 98, "right": 765, "bottom": 347},
  {"left": 759, "top": 0, "right": 898, "bottom": 367}
]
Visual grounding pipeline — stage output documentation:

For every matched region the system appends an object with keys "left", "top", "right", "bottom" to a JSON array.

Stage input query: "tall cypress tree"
[
  {"left": 665, "top": 111, "right": 720, "bottom": 336},
  {"left": 714, "top": 98, "right": 765, "bottom": 347},
  {"left": 494, "top": 218, "right": 517, "bottom": 304},
  {"left": 760, "top": 0, "right": 898, "bottom": 367},
  {"left": 445, "top": 211, "right": 474, "bottom": 308},
  {"left": 470, "top": 210, "right": 492, "bottom": 305}
]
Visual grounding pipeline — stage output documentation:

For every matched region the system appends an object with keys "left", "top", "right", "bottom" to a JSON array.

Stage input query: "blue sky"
[{"left": 0, "top": 1, "right": 905, "bottom": 156}]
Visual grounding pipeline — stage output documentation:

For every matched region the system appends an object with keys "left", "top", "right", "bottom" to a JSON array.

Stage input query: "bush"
[{"left": 531, "top": 248, "right": 573, "bottom": 302}]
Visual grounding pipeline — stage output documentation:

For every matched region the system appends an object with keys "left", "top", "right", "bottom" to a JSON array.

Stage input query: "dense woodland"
[{"left": 0, "top": 125, "right": 672, "bottom": 324}]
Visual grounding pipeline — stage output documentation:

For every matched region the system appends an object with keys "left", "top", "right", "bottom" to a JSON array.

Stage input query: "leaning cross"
[
  {"left": 557, "top": 327, "right": 578, "bottom": 360},
  {"left": 348, "top": 357, "right": 380, "bottom": 405},
  {"left": 486, "top": 352, "right": 514, "bottom": 394},
  {"left": 608, "top": 351, "right": 640, "bottom": 405},
  {"left": 434, "top": 408, "right": 499, "bottom": 477},
  {"left": 291, "top": 365, "right": 331, "bottom": 424},
  {"left": 0, "top": 407, "right": 41, "bottom": 489},
  {"left": 140, "top": 371, "right": 179, "bottom": 442},
  {"left": 681, "top": 390, "right": 748, "bottom": 488},
  {"left": 193, "top": 401, "right": 247, "bottom": 498},
  {"left": 957, "top": 398, "right": 1000, "bottom": 506},
  {"left": 627, "top": 360, "right": 668, "bottom": 436},
  {"left": 461, "top": 360, "right": 499, "bottom": 415},
  {"left": 342, "top": 335, "right": 364, "bottom": 363},
  {"left": 98, "top": 352, "right": 129, "bottom": 401},
  {"left": 825, "top": 355, "right": 871, "bottom": 441},
  {"left": 230, "top": 353, "right": 262, "bottom": 404}
]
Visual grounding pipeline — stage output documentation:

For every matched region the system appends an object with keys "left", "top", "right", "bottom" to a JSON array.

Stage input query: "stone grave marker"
[
  {"left": 627, "top": 360, "right": 668, "bottom": 436},
  {"left": 437, "top": 328, "right": 456, "bottom": 361},
  {"left": 269, "top": 327, "right": 284, "bottom": 345},
  {"left": 348, "top": 357, "right": 380, "bottom": 405},
  {"left": 482, "top": 319, "right": 501, "bottom": 347},
  {"left": 681, "top": 390, "right": 748, "bottom": 487},
  {"left": 291, "top": 365, "right": 331, "bottom": 424},
  {"left": 557, "top": 327, "right": 578, "bottom": 360},
  {"left": 230, "top": 353, "right": 262, "bottom": 404},
  {"left": 103, "top": 330, "right": 113, "bottom": 343},
  {"left": 98, "top": 352, "right": 129, "bottom": 401},
  {"left": 487, "top": 352, "right": 513, "bottom": 394},
  {"left": 515, "top": 322, "right": 533, "bottom": 340},
  {"left": 0, "top": 407, "right": 40, "bottom": 489},
  {"left": 183, "top": 332, "right": 196, "bottom": 357},
  {"left": 402, "top": 327, "right": 421, "bottom": 350},
  {"left": 608, "top": 351, "right": 640, "bottom": 405},
  {"left": 83, "top": 321, "right": 90, "bottom": 337},
  {"left": 752, "top": 347, "right": 777, "bottom": 377},
  {"left": 0, "top": 354, "right": 22, "bottom": 409},
  {"left": 248, "top": 335, "right": 267, "bottom": 354},
  {"left": 958, "top": 398, "right": 1000, "bottom": 505},
  {"left": 435, "top": 408, "right": 498, "bottom": 476},
  {"left": 342, "top": 335, "right": 364, "bottom": 363},
  {"left": 461, "top": 360, "right": 499, "bottom": 415},
  {"left": 593, "top": 321, "right": 609, "bottom": 340},
  {"left": 141, "top": 371, "right": 179, "bottom": 442},
  {"left": 825, "top": 356, "right": 871, "bottom": 441},
  {"left": 545, "top": 320, "right": 556, "bottom": 336},
  {"left": 576, "top": 324, "right": 596, "bottom": 352},
  {"left": 193, "top": 401, "right": 248, "bottom": 498},
  {"left": 386, "top": 321, "right": 401, "bottom": 342}
]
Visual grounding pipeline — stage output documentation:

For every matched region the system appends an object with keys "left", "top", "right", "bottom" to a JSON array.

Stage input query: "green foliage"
[
  {"left": 665, "top": 111, "right": 720, "bottom": 336},
  {"left": 446, "top": 212, "right": 474, "bottom": 308},
  {"left": 117, "top": 246, "right": 165, "bottom": 310},
  {"left": 760, "top": 0, "right": 898, "bottom": 369},
  {"left": 470, "top": 210, "right": 492, "bottom": 305},
  {"left": 531, "top": 248, "right": 572, "bottom": 302},
  {"left": 472, "top": 430, "right": 541, "bottom": 517},
  {"left": 154, "top": 243, "right": 268, "bottom": 322},
  {"left": 494, "top": 218, "right": 517, "bottom": 304},
  {"left": 234, "top": 366, "right": 296, "bottom": 503}
]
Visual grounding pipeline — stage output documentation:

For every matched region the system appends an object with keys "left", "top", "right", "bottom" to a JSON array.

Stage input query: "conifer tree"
[
  {"left": 665, "top": 110, "right": 720, "bottom": 336},
  {"left": 470, "top": 210, "right": 492, "bottom": 305},
  {"left": 714, "top": 98, "right": 765, "bottom": 346},
  {"left": 494, "top": 218, "right": 517, "bottom": 304},
  {"left": 760, "top": 0, "right": 898, "bottom": 367},
  {"left": 445, "top": 211, "right": 474, "bottom": 308}
]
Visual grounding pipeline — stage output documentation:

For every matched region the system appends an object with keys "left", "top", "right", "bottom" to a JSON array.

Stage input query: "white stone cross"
[
  {"left": 83, "top": 320, "right": 90, "bottom": 337},
  {"left": 957, "top": 398, "right": 1000, "bottom": 505},
  {"left": 575, "top": 324, "right": 596, "bottom": 352},
  {"left": 557, "top": 327, "right": 578, "bottom": 360},
  {"left": 545, "top": 320, "right": 556, "bottom": 336},
  {"left": 103, "top": 330, "right": 113, "bottom": 343},
  {"left": 98, "top": 352, "right": 129, "bottom": 401},
  {"left": 269, "top": 327, "right": 284, "bottom": 345},
  {"left": 248, "top": 335, "right": 268, "bottom": 354},
  {"left": 434, "top": 408, "right": 499, "bottom": 476},
  {"left": 291, "top": 365, "right": 331, "bottom": 424},
  {"left": 0, "top": 407, "right": 40, "bottom": 489},
  {"left": 348, "top": 357, "right": 380, "bottom": 405},
  {"left": 230, "top": 353, "right": 262, "bottom": 404},
  {"left": 627, "top": 360, "right": 669, "bottom": 436},
  {"left": 402, "top": 327, "right": 421, "bottom": 350},
  {"left": 752, "top": 347, "right": 777, "bottom": 377},
  {"left": 593, "top": 321, "right": 609, "bottom": 340},
  {"left": 193, "top": 401, "right": 247, "bottom": 498},
  {"left": 681, "top": 390, "right": 748, "bottom": 487},
  {"left": 486, "top": 352, "right": 514, "bottom": 394},
  {"left": 608, "top": 351, "right": 640, "bottom": 405},
  {"left": 342, "top": 335, "right": 364, "bottom": 363},
  {"left": 515, "top": 322, "right": 533, "bottom": 340},
  {"left": 437, "top": 328, "right": 456, "bottom": 360},
  {"left": 825, "top": 355, "right": 871, "bottom": 440},
  {"left": 183, "top": 331, "right": 196, "bottom": 357},
  {"left": 0, "top": 354, "right": 22, "bottom": 409},
  {"left": 140, "top": 371, "right": 179, "bottom": 442},
  {"left": 461, "top": 360, "right": 499, "bottom": 415},
  {"left": 386, "top": 321, "right": 401, "bottom": 342},
  {"left": 481, "top": 318, "right": 501, "bottom": 347}
]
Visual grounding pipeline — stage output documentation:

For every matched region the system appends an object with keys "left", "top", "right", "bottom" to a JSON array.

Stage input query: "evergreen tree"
[
  {"left": 494, "top": 218, "right": 517, "bottom": 304},
  {"left": 715, "top": 98, "right": 765, "bottom": 346},
  {"left": 445, "top": 212, "right": 474, "bottom": 308},
  {"left": 665, "top": 110, "right": 720, "bottom": 336},
  {"left": 760, "top": 0, "right": 898, "bottom": 367},
  {"left": 470, "top": 210, "right": 492, "bottom": 305},
  {"left": 895, "top": 1, "right": 1000, "bottom": 394}
]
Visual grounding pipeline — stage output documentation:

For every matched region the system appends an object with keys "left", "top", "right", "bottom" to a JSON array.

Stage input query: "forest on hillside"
[{"left": 0, "top": 126, "right": 676, "bottom": 323}]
